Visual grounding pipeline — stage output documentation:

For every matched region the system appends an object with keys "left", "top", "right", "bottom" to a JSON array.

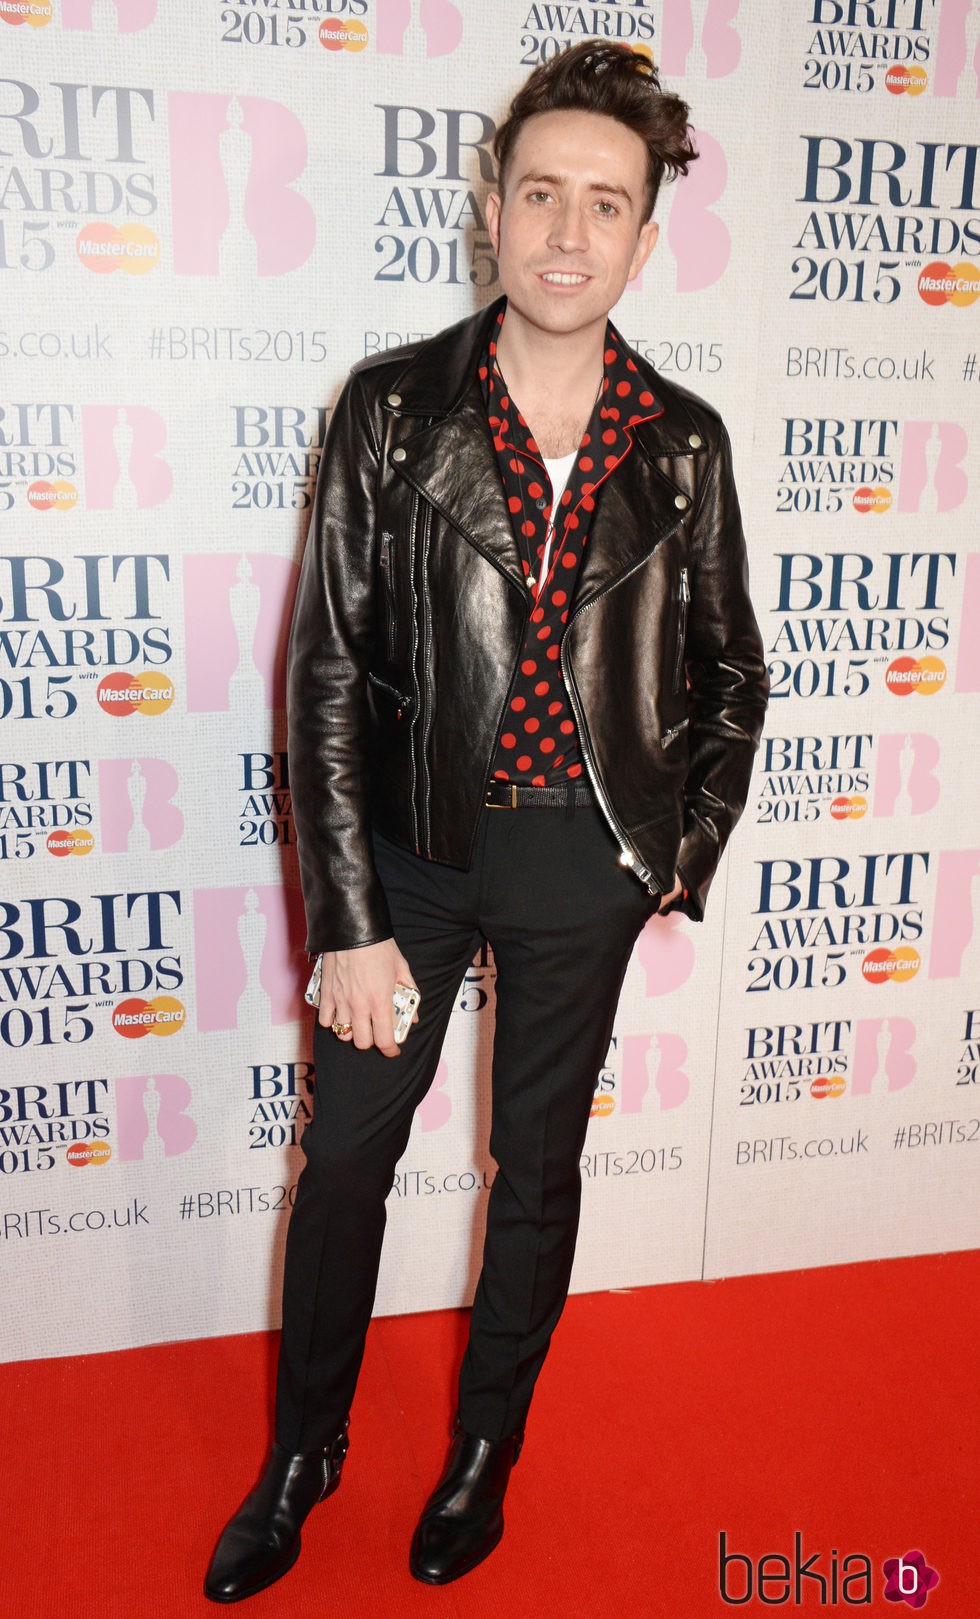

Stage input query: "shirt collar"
[{"left": 479, "top": 303, "right": 664, "bottom": 507}]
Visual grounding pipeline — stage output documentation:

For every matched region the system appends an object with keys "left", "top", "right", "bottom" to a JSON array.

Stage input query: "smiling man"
[{"left": 206, "top": 41, "right": 768, "bottom": 1603}]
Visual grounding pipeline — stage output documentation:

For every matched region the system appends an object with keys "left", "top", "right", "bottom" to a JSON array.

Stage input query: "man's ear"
[
  {"left": 628, "top": 217, "right": 659, "bottom": 281},
  {"left": 486, "top": 190, "right": 502, "bottom": 255}
]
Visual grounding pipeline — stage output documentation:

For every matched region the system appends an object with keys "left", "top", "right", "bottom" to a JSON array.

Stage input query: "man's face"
[{"left": 486, "top": 108, "right": 659, "bottom": 345}]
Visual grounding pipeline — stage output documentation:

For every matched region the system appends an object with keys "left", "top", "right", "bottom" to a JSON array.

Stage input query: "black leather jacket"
[{"left": 287, "top": 300, "right": 769, "bottom": 953}]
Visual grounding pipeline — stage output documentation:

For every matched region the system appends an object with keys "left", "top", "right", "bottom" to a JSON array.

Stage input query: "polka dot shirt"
[{"left": 480, "top": 309, "right": 664, "bottom": 787}]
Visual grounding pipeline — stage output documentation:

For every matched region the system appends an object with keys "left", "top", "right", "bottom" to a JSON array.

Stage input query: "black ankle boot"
[
  {"left": 204, "top": 1423, "right": 349, "bottom": 1604},
  {"left": 409, "top": 1421, "right": 523, "bottom": 1585}
]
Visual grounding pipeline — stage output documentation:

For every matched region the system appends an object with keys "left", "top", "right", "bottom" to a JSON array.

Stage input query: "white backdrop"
[{"left": 1, "top": 0, "right": 978, "bottom": 1363}]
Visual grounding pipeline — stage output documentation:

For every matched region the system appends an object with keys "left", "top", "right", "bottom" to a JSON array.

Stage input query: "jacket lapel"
[
  {"left": 381, "top": 302, "right": 526, "bottom": 592},
  {"left": 571, "top": 439, "right": 689, "bottom": 609},
  {"left": 391, "top": 389, "right": 526, "bottom": 593}
]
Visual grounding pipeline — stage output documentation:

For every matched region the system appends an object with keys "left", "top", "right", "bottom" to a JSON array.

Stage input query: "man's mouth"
[{"left": 539, "top": 271, "right": 590, "bottom": 286}]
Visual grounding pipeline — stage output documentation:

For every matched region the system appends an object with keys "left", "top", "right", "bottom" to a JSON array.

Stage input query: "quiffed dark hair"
[{"left": 494, "top": 42, "right": 698, "bottom": 220}]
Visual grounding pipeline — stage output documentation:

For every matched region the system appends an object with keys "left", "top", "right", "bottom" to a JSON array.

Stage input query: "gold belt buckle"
[{"left": 486, "top": 783, "right": 518, "bottom": 810}]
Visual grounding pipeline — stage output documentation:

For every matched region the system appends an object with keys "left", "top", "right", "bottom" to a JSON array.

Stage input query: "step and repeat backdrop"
[{"left": 1, "top": 0, "right": 978, "bottom": 1362}]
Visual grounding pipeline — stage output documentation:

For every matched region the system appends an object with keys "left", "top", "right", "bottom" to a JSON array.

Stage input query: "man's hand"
[
  {"left": 658, "top": 875, "right": 685, "bottom": 914},
  {"left": 317, "top": 938, "right": 417, "bottom": 1058}
]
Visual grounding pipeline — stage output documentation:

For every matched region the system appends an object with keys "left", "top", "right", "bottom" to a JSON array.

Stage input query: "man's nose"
[{"left": 546, "top": 200, "right": 589, "bottom": 253}]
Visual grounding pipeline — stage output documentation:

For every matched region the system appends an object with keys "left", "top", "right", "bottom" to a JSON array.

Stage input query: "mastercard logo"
[
  {"left": 829, "top": 795, "right": 867, "bottom": 821},
  {"left": 46, "top": 827, "right": 95, "bottom": 858},
  {"left": 319, "top": 17, "right": 367, "bottom": 50},
  {"left": 917, "top": 261, "right": 980, "bottom": 307},
  {"left": 76, "top": 223, "right": 160, "bottom": 276},
  {"left": 112, "top": 996, "right": 186, "bottom": 1038},
  {"left": 862, "top": 947, "right": 920, "bottom": 985},
  {"left": 885, "top": 64, "right": 927, "bottom": 95},
  {"left": 28, "top": 480, "right": 77, "bottom": 512},
  {"left": 589, "top": 1094, "right": 615, "bottom": 1119},
  {"left": 810, "top": 1075, "right": 847, "bottom": 1099},
  {"left": 97, "top": 671, "right": 175, "bottom": 715},
  {"left": 66, "top": 1141, "right": 111, "bottom": 1168},
  {"left": 885, "top": 656, "right": 946, "bottom": 697},
  {"left": 852, "top": 485, "right": 891, "bottom": 514},
  {"left": 0, "top": 0, "right": 52, "bottom": 25}
]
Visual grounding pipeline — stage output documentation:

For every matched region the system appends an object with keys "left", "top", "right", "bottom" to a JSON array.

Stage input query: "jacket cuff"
[
  {"left": 300, "top": 872, "right": 393, "bottom": 956},
  {"left": 674, "top": 816, "right": 724, "bottom": 922}
]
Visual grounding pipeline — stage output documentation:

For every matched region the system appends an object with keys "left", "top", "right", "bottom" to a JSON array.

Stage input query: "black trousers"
[{"left": 275, "top": 800, "right": 657, "bottom": 1450}]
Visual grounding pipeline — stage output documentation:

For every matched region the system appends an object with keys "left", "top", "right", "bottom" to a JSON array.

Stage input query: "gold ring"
[{"left": 331, "top": 1021, "right": 353, "bottom": 1037}]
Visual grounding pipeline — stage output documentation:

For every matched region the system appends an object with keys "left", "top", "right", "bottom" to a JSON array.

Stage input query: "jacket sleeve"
[
  {"left": 674, "top": 422, "right": 769, "bottom": 920},
  {"left": 287, "top": 370, "right": 393, "bottom": 954}
]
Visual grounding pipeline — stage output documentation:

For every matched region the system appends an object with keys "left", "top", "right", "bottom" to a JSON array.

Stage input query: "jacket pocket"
[{"left": 672, "top": 566, "right": 690, "bottom": 695}]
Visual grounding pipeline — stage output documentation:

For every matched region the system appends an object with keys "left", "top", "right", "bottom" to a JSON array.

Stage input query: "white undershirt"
[{"left": 539, "top": 450, "right": 578, "bottom": 582}]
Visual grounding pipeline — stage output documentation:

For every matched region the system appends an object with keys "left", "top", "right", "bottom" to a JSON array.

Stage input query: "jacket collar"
[
  {"left": 386, "top": 296, "right": 710, "bottom": 459},
  {"left": 383, "top": 298, "right": 709, "bottom": 603}
]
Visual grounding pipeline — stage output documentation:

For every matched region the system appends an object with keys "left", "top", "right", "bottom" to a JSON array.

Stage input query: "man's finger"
[
  {"left": 351, "top": 1006, "right": 377, "bottom": 1050},
  {"left": 323, "top": 1000, "right": 356, "bottom": 1039},
  {"left": 369, "top": 1000, "right": 400, "bottom": 1058}
]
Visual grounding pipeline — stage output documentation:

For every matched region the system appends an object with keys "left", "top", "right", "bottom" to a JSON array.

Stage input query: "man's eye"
[{"left": 596, "top": 200, "right": 617, "bottom": 217}]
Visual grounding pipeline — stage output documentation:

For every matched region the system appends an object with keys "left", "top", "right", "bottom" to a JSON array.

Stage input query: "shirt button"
[
  {"left": 387, "top": 393, "right": 402, "bottom": 408},
  {"left": 391, "top": 447, "right": 406, "bottom": 463},
  {"left": 535, "top": 498, "right": 546, "bottom": 509},
  {"left": 674, "top": 493, "right": 689, "bottom": 510},
  {"left": 688, "top": 433, "right": 703, "bottom": 449}
]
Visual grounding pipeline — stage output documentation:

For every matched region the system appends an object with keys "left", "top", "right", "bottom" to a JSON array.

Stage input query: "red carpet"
[{"left": 2, "top": 1250, "right": 973, "bottom": 1617}]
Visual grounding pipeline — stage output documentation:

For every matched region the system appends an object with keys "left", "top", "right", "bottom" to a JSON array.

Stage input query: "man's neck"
[
  {"left": 493, "top": 307, "right": 606, "bottom": 407},
  {"left": 493, "top": 307, "right": 607, "bottom": 457}
]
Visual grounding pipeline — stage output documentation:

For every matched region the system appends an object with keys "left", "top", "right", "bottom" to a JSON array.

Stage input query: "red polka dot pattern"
[{"left": 483, "top": 308, "right": 663, "bottom": 785}]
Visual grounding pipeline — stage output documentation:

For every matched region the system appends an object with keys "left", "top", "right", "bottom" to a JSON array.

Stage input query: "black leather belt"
[{"left": 485, "top": 780, "right": 595, "bottom": 810}]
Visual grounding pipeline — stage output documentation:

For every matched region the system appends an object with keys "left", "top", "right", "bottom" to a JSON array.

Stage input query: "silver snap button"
[
  {"left": 387, "top": 393, "right": 402, "bottom": 408},
  {"left": 674, "top": 493, "right": 689, "bottom": 510},
  {"left": 688, "top": 433, "right": 703, "bottom": 449},
  {"left": 391, "top": 447, "right": 406, "bottom": 463}
]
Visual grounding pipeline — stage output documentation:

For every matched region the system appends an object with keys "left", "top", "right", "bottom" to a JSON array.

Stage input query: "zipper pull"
[{"left": 679, "top": 566, "right": 690, "bottom": 603}]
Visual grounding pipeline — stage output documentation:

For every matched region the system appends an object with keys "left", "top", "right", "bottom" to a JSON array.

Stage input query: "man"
[{"left": 205, "top": 41, "right": 768, "bottom": 1603}]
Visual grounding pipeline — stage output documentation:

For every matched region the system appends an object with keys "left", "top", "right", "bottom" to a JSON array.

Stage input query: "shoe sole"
[{"left": 409, "top": 1523, "right": 505, "bottom": 1586}]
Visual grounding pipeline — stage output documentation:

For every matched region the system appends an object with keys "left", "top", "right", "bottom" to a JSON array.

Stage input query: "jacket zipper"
[
  {"left": 560, "top": 645, "right": 662, "bottom": 897},
  {"left": 672, "top": 566, "right": 689, "bottom": 695},
  {"left": 367, "top": 670, "right": 414, "bottom": 717},
  {"left": 407, "top": 497, "right": 421, "bottom": 853},
  {"left": 417, "top": 502, "right": 434, "bottom": 857},
  {"left": 560, "top": 526, "right": 686, "bottom": 896},
  {"left": 379, "top": 530, "right": 397, "bottom": 662},
  {"left": 660, "top": 717, "right": 689, "bottom": 749}
]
